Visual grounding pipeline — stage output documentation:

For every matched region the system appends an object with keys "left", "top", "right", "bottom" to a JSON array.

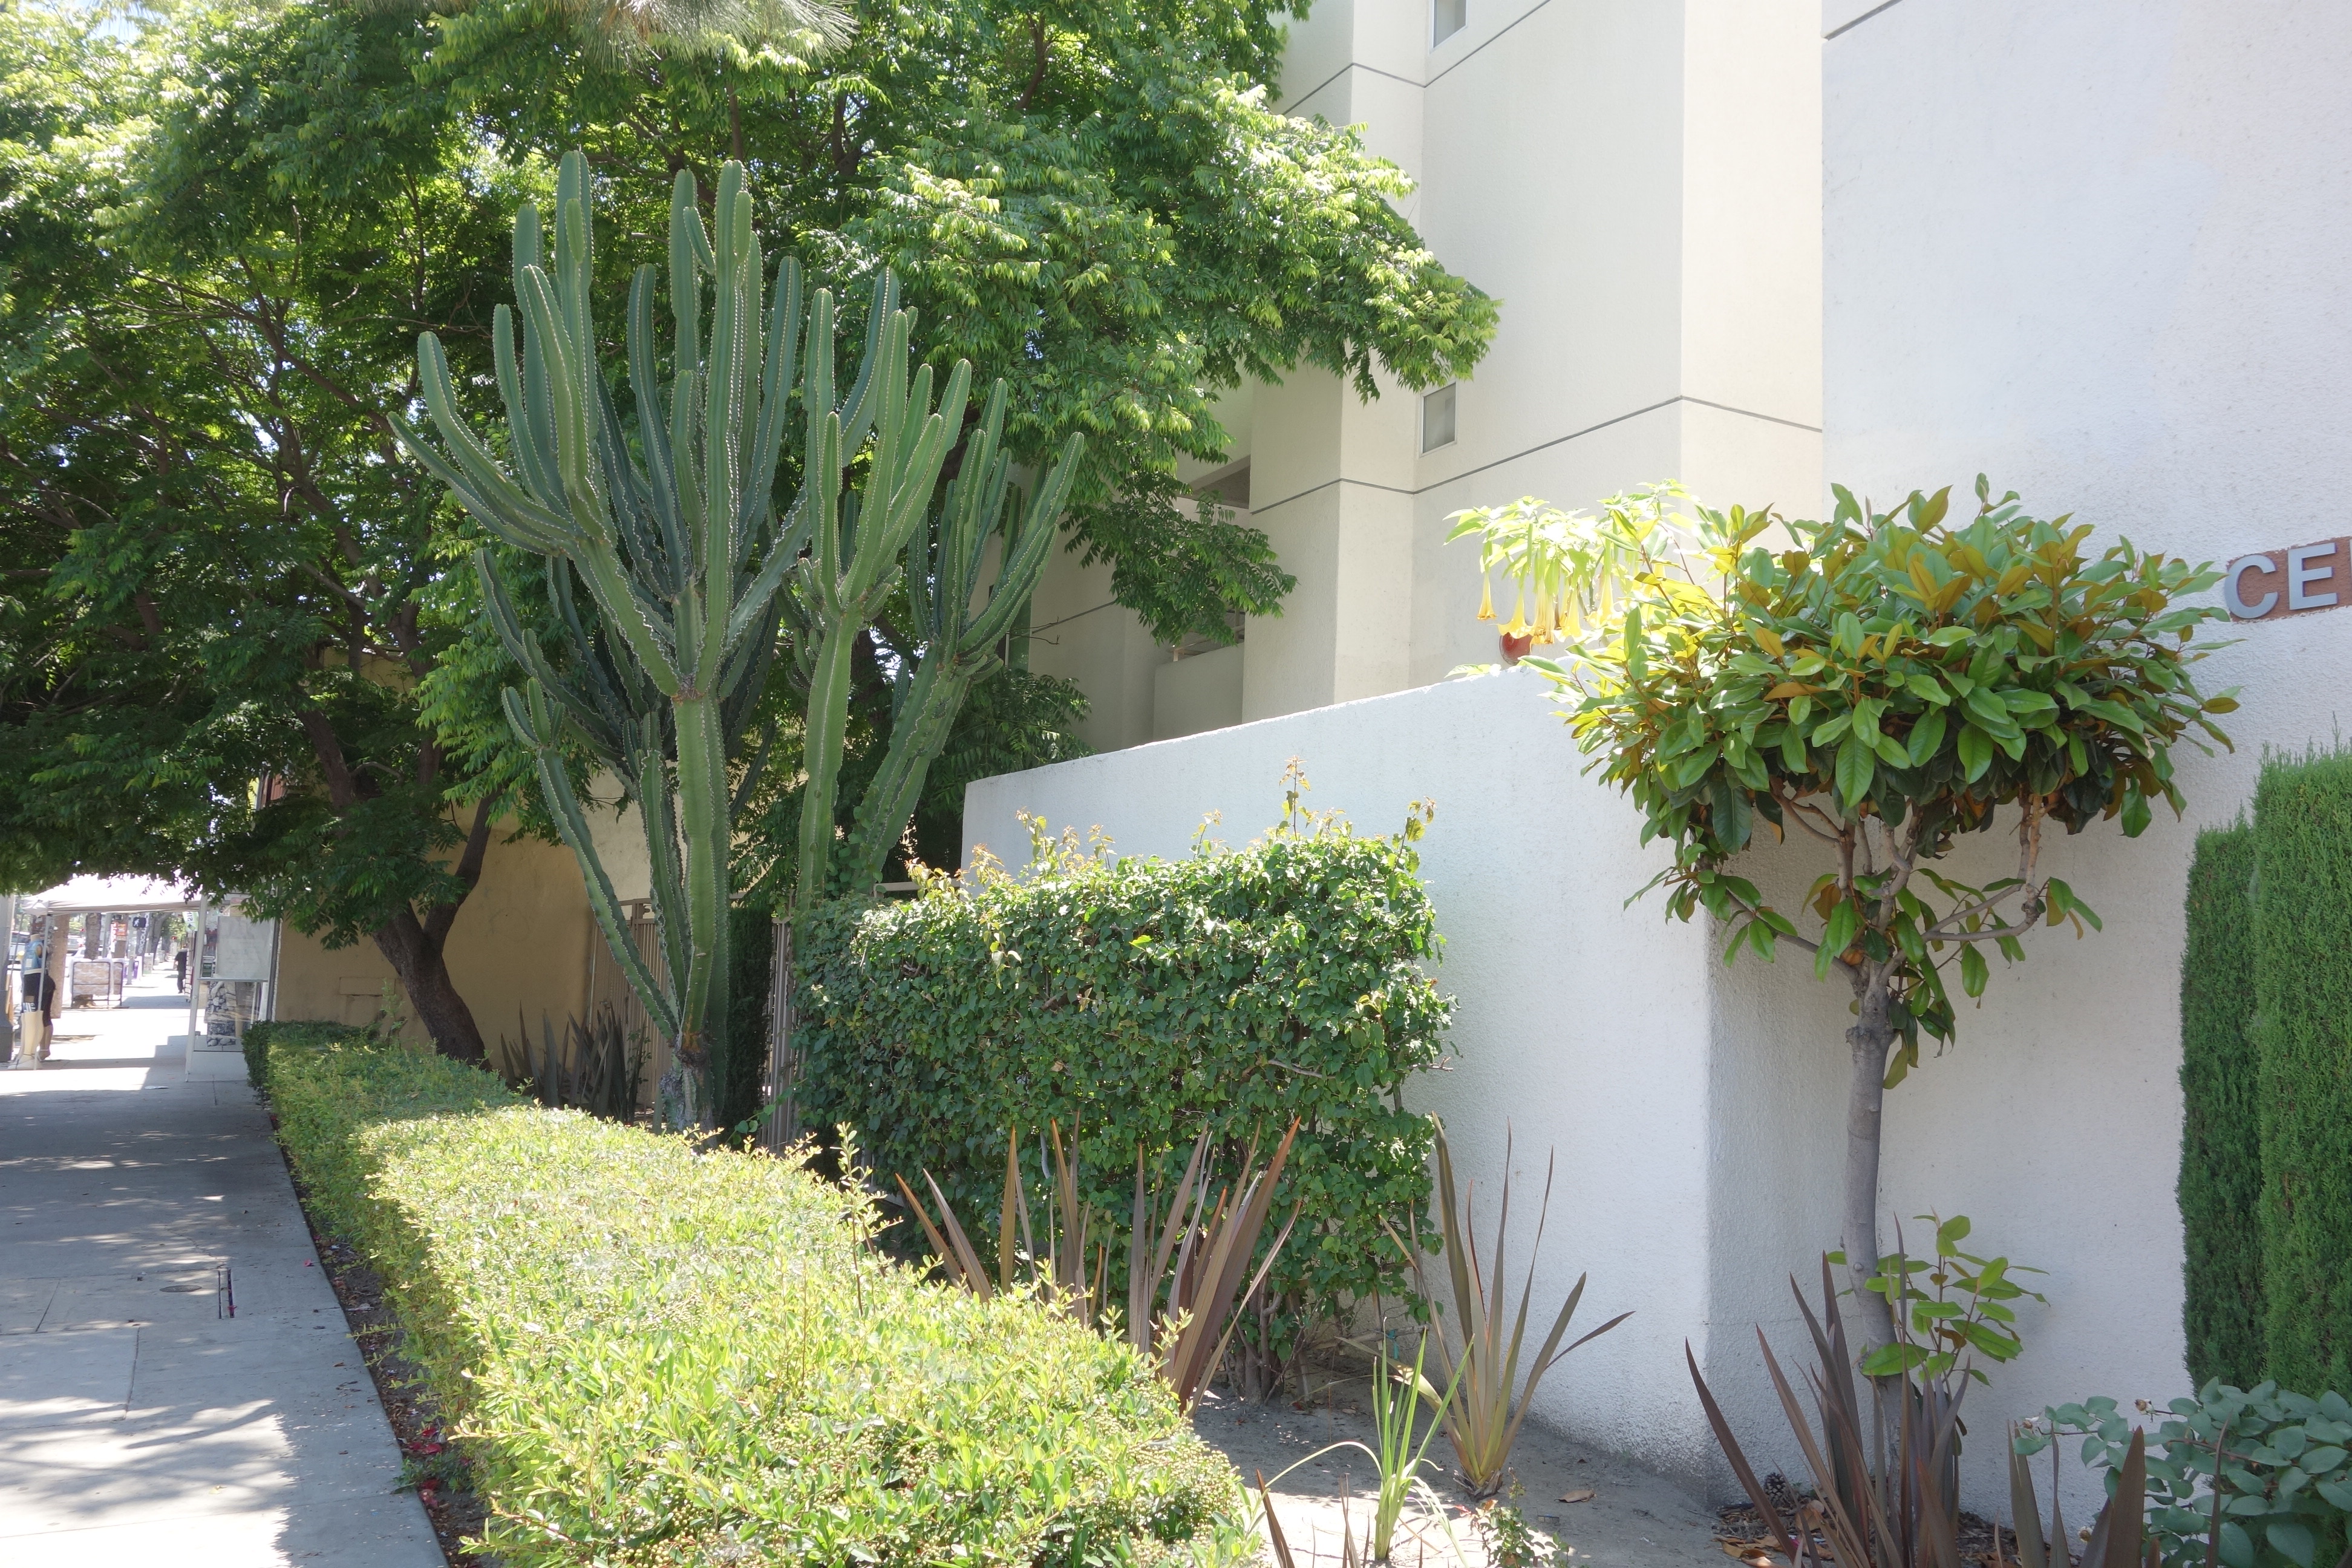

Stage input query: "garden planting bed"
[{"left": 258, "top": 1034, "right": 1233, "bottom": 1566}]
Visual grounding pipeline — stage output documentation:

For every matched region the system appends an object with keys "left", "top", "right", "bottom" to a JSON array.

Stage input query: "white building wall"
[
  {"left": 1823, "top": 0, "right": 2352, "bottom": 1520},
  {"left": 1027, "top": 0, "right": 1824, "bottom": 747},
  {"left": 962, "top": 671, "right": 1742, "bottom": 1496}
]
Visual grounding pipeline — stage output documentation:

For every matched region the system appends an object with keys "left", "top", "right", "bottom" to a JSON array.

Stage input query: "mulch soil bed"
[{"left": 1717, "top": 1501, "right": 2027, "bottom": 1566}]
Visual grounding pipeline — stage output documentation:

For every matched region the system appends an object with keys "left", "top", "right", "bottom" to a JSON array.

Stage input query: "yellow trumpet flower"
[
  {"left": 1501, "top": 581, "right": 1532, "bottom": 639},
  {"left": 1477, "top": 573, "right": 1495, "bottom": 621}
]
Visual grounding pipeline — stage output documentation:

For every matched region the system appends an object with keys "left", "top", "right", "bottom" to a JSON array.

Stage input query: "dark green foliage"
[
  {"left": 265, "top": 1037, "right": 1236, "bottom": 1566},
  {"left": 2180, "top": 823, "right": 2267, "bottom": 1388},
  {"left": 2255, "top": 751, "right": 2352, "bottom": 1399},
  {"left": 794, "top": 820, "right": 1452, "bottom": 1359},
  {"left": 723, "top": 901, "right": 776, "bottom": 1131},
  {"left": 241, "top": 1018, "right": 373, "bottom": 1092}
]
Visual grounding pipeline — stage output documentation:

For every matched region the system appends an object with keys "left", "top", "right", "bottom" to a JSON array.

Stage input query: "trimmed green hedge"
[
  {"left": 2179, "top": 824, "right": 2267, "bottom": 1388},
  {"left": 266, "top": 1039, "right": 1233, "bottom": 1566},
  {"left": 241, "top": 1017, "right": 371, "bottom": 1091},
  {"left": 2255, "top": 752, "right": 2352, "bottom": 1397},
  {"left": 795, "top": 825, "right": 1452, "bottom": 1354}
]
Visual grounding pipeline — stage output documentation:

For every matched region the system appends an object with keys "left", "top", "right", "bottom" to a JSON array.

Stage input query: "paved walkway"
[{"left": 0, "top": 973, "right": 439, "bottom": 1565}]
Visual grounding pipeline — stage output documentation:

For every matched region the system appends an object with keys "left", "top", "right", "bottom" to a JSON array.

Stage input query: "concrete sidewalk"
[{"left": 0, "top": 975, "right": 439, "bottom": 1565}]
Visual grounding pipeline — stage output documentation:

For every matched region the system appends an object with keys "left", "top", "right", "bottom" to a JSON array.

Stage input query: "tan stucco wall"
[{"left": 273, "top": 825, "right": 598, "bottom": 1054}]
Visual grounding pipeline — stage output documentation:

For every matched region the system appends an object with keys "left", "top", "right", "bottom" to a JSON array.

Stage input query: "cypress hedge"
[
  {"left": 266, "top": 1039, "right": 1233, "bottom": 1566},
  {"left": 2254, "top": 751, "right": 2352, "bottom": 1397},
  {"left": 2178, "top": 823, "right": 2267, "bottom": 1388},
  {"left": 794, "top": 822, "right": 1452, "bottom": 1354}
]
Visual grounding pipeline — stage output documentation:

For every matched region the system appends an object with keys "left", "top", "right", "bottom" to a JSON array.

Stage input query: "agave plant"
[
  {"left": 895, "top": 1123, "right": 1110, "bottom": 1321},
  {"left": 1388, "top": 1122, "right": 1628, "bottom": 1497},
  {"left": 396, "top": 151, "right": 1081, "bottom": 1128},
  {"left": 492, "top": 1005, "right": 647, "bottom": 1122},
  {"left": 1128, "top": 1122, "right": 1302, "bottom": 1411},
  {"left": 897, "top": 1120, "right": 1301, "bottom": 1411}
]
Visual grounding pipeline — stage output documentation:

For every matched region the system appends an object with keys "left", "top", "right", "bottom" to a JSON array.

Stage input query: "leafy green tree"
[
  {"left": 0, "top": 0, "right": 524, "bottom": 1056},
  {"left": 1451, "top": 479, "right": 2235, "bottom": 1379},
  {"left": 420, "top": 0, "right": 1497, "bottom": 645}
]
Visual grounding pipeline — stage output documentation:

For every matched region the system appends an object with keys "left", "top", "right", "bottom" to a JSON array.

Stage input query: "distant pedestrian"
[{"left": 174, "top": 949, "right": 189, "bottom": 993}]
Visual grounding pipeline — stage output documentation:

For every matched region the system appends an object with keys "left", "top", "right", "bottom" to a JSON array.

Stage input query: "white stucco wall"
[
  {"left": 966, "top": 670, "right": 1781, "bottom": 1498},
  {"left": 1824, "top": 0, "right": 2352, "bottom": 1520}
]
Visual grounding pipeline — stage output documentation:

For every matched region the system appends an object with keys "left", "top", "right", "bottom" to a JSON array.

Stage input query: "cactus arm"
[
  {"left": 406, "top": 338, "right": 572, "bottom": 541},
  {"left": 592, "top": 370, "right": 669, "bottom": 589},
  {"left": 738, "top": 258, "right": 803, "bottom": 551},
  {"left": 504, "top": 684, "right": 678, "bottom": 1041},
  {"left": 794, "top": 607, "right": 860, "bottom": 909},
  {"left": 513, "top": 266, "right": 603, "bottom": 523},
  {"left": 962, "top": 435, "right": 1084, "bottom": 652},
  {"left": 842, "top": 654, "right": 976, "bottom": 889},
  {"left": 626, "top": 264, "right": 689, "bottom": 573},
  {"left": 472, "top": 553, "right": 622, "bottom": 760},
  {"left": 667, "top": 172, "right": 708, "bottom": 548},
  {"left": 491, "top": 306, "right": 564, "bottom": 511},
  {"left": 566, "top": 543, "right": 683, "bottom": 698}
]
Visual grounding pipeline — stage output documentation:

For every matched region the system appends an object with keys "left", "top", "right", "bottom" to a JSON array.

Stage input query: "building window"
[
  {"left": 1422, "top": 384, "right": 1457, "bottom": 452},
  {"left": 1432, "top": 0, "right": 1466, "bottom": 45}
]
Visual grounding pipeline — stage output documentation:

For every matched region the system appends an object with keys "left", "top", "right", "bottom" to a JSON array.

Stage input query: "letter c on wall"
[{"left": 2225, "top": 555, "right": 2279, "bottom": 619}]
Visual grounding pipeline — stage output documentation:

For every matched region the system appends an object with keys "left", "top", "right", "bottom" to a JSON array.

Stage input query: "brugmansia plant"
[
  {"left": 1449, "top": 479, "right": 2235, "bottom": 1379},
  {"left": 396, "top": 151, "right": 1082, "bottom": 1127}
]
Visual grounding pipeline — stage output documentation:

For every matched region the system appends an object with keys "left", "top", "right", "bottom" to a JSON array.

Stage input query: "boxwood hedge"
[
  {"left": 794, "top": 820, "right": 1452, "bottom": 1356},
  {"left": 266, "top": 1039, "right": 1235, "bottom": 1566}
]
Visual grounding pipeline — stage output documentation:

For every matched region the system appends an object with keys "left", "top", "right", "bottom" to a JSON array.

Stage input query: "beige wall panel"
[
  {"left": 1681, "top": 0, "right": 1823, "bottom": 426},
  {"left": 1153, "top": 645, "right": 1246, "bottom": 742},
  {"left": 1025, "top": 544, "right": 1161, "bottom": 752},
  {"left": 1415, "top": 0, "right": 1687, "bottom": 477},
  {"left": 1243, "top": 484, "right": 1344, "bottom": 720},
  {"left": 273, "top": 826, "right": 593, "bottom": 1050}
]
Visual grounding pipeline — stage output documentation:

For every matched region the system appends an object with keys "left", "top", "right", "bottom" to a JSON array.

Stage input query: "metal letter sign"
[{"left": 2223, "top": 538, "right": 2352, "bottom": 622}]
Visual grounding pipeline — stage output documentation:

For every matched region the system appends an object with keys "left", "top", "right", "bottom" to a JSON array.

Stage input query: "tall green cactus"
[
  {"left": 396, "top": 149, "right": 1083, "bottom": 1122},
  {"left": 833, "top": 383, "right": 1080, "bottom": 891}
]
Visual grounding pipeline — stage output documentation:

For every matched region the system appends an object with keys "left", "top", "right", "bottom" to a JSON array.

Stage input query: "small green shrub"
[
  {"left": 267, "top": 1041, "right": 1235, "bottom": 1566},
  {"left": 2024, "top": 1382, "right": 2352, "bottom": 1568},
  {"left": 794, "top": 809, "right": 1452, "bottom": 1362},
  {"left": 241, "top": 1017, "right": 371, "bottom": 1091},
  {"left": 2254, "top": 751, "right": 2352, "bottom": 1398},
  {"left": 2180, "top": 823, "right": 2267, "bottom": 1388}
]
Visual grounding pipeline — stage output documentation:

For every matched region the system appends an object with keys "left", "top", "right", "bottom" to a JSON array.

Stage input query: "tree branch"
[{"left": 422, "top": 796, "right": 496, "bottom": 947}]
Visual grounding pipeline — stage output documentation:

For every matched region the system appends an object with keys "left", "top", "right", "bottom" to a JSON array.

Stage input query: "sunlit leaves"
[{"left": 1448, "top": 475, "right": 2236, "bottom": 1057}]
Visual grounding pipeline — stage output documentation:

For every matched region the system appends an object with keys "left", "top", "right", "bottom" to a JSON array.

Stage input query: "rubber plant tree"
[
  {"left": 396, "top": 150, "right": 1080, "bottom": 1126},
  {"left": 1449, "top": 479, "right": 2235, "bottom": 1397}
]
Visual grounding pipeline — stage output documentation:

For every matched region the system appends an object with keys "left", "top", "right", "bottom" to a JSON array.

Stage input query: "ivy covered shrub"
[
  {"left": 794, "top": 808, "right": 1454, "bottom": 1357},
  {"left": 267, "top": 1039, "right": 1234, "bottom": 1566}
]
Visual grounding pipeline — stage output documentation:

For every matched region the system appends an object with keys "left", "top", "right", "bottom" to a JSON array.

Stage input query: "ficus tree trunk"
[
  {"left": 298, "top": 710, "right": 494, "bottom": 1063},
  {"left": 1841, "top": 965, "right": 1901, "bottom": 1373}
]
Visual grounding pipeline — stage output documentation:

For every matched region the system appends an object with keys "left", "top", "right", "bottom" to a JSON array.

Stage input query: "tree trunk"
[
  {"left": 370, "top": 907, "right": 486, "bottom": 1062},
  {"left": 1843, "top": 969, "right": 1904, "bottom": 1448}
]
